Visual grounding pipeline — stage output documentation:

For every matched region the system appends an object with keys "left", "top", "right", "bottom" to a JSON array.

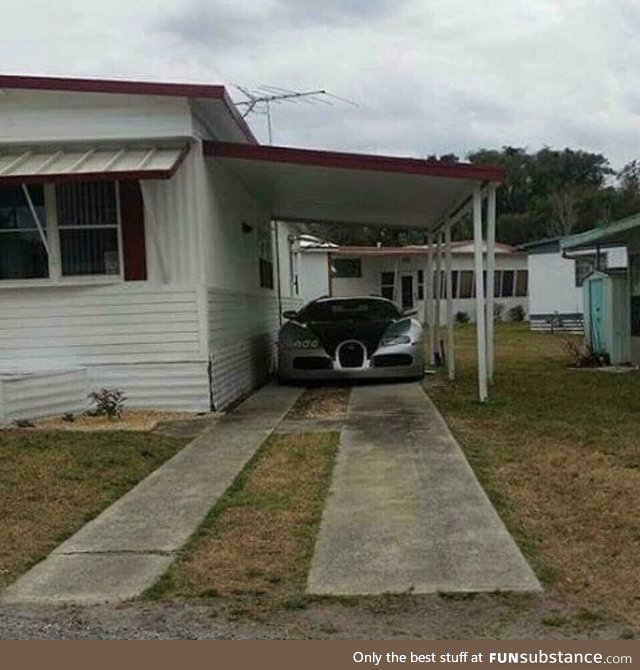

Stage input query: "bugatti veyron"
[{"left": 277, "top": 296, "right": 425, "bottom": 383}]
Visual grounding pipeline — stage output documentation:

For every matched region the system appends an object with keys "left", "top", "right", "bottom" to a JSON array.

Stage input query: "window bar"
[{"left": 21, "top": 183, "right": 50, "bottom": 255}]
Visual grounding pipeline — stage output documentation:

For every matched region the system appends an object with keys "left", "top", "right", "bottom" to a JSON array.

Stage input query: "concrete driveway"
[{"left": 307, "top": 382, "right": 541, "bottom": 595}]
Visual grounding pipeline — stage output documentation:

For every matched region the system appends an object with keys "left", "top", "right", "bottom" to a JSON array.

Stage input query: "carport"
[{"left": 204, "top": 141, "right": 506, "bottom": 401}]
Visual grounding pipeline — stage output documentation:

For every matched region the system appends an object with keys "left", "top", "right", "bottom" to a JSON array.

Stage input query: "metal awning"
[
  {"left": 0, "top": 143, "right": 190, "bottom": 184},
  {"left": 561, "top": 213, "right": 640, "bottom": 251},
  {"left": 204, "top": 141, "right": 504, "bottom": 230}
]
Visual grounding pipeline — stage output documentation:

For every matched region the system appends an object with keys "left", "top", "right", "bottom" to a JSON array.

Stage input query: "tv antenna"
[{"left": 233, "top": 85, "right": 357, "bottom": 144}]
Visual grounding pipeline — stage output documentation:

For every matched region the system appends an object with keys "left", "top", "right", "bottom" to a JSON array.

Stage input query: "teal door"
[{"left": 589, "top": 279, "right": 605, "bottom": 352}]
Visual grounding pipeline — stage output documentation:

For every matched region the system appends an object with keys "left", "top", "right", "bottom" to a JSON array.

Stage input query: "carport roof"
[{"left": 204, "top": 141, "right": 505, "bottom": 230}]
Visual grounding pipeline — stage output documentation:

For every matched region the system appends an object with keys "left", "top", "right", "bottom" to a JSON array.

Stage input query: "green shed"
[
  {"left": 582, "top": 270, "right": 630, "bottom": 364},
  {"left": 562, "top": 212, "right": 640, "bottom": 367}
]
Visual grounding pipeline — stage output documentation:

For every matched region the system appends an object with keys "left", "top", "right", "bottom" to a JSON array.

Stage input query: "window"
[
  {"left": 57, "top": 182, "right": 120, "bottom": 276},
  {"left": 333, "top": 258, "right": 361, "bottom": 278},
  {"left": 458, "top": 270, "right": 474, "bottom": 298},
  {"left": 515, "top": 270, "right": 528, "bottom": 297},
  {"left": 380, "top": 271, "right": 395, "bottom": 300},
  {"left": 494, "top": 271, "right": 502, "bottom": 298},
  {"left": 0, "top": 185, "right": 48, "bottom": 279},
  {"left": 451, "top": 270, "right": 459, "bottom": 299},
  {"left": 0, "top": 180, "right": 146, "bottom": 284},
  {"left": 257, "top": 222, "right": 274, "bottom": 289},
  {"left": 501, "top": 270, "right": 515, "bottom": 297},
  {"left": 417, "top": 269, "right": 424, "bottom": 300}
]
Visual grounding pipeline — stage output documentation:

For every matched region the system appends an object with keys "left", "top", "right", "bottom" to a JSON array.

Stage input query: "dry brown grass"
[
  {"left": 286, "top": 387, "right": 350, "bottom": 419},
  {"left": 151, "top": 432, "right": 339, "bottom": 615},
  {"left": 9, "top": 410, "right": 207, "bottom": 433},
  {"left": 429, "top": 324, "right": 640, "bottom": 630},
  {"left": 0, "top": 430, "right": 186, "bottom": 586}
]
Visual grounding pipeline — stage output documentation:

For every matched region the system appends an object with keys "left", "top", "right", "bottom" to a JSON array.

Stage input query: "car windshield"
[{"left": 298, "top": 299, "right": 401, "bottom": 323}]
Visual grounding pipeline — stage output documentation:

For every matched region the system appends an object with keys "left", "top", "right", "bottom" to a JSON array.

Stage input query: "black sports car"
[{"left": 277, "top": 296, "right": 425, "bottom": 382}]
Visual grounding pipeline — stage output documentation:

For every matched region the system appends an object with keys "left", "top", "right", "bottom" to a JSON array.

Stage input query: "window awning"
[
  {"left": 0, "top": 143, "right": 190, "bottom": 185},
  {"left": 204, "top": 141, "right": 505, "bottom": 230}
]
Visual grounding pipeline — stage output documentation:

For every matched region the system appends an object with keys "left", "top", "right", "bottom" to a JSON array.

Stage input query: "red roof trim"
[
  {"left": 0, "top": 74, "right": 258, "bottom": 145},
  {"left": 0, "top": 74, "right": 227, "bottom": 100},
  {"left": 204, "top": 141, "right": 506, "bottom": 182}
]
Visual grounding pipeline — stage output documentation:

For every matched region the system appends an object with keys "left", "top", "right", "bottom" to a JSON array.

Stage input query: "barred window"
[{"left": 56, "top": 182, "right": 120, "bottom": 276}]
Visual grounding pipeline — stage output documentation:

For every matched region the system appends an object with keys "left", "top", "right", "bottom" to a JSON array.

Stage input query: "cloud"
[{"left": 0, "top": 0, "right": 639, "bottom": 169}]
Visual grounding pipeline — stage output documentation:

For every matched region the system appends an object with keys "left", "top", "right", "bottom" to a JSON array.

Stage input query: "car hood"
[{"left": 305, "top": 319, "right": 395, "bottom": 356}]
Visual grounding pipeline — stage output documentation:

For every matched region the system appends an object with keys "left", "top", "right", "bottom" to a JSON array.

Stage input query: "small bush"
[
  {"left": 455, "top": 311, "right": 470, "bottom": 324},
  {"left": 510, "top": 304, "right": 526, "bottom": 322},
  {"left": 62, "top": 412, "right": 76, "bottom": 423},
  {"left": 493, "top": 302, "right": 505, "bottom": 323},
  {"left": 13, "top": 418, "right": 35, "bottom": 428},
  {"left": 88, "top": 388, "right": 126, "bottom": 420}
]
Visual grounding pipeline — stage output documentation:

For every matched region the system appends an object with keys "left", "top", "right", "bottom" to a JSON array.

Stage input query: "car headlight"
[
  {"left": 380, "top": 334, "right": 411, "bottom": 347},
  {"left": 293, "top": 338, "right": 320, "bottom": 349}
]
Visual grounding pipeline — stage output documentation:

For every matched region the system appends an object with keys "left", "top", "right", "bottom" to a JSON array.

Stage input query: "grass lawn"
[
  {"left": 0, "top": 429, "right": 187, "bottom": 588},
  {"left": 429, "top": 323, "right": 640, "bottom": 630},
  {"left": 148, "top": 431, "right": 339, "bottom": 617}
]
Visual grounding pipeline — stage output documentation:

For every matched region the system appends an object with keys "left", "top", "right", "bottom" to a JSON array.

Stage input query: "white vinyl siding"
[{"left": 208, "top": 288, "right": 301, "bottom": 410}]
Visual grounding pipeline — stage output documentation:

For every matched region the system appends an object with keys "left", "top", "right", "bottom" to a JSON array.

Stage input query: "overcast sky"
[{"left": 2, "top": 0, "right": 639, "bottom": 169}]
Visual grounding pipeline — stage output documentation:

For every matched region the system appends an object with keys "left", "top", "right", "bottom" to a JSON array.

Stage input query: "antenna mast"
[{"left": 234, "top": 86, "right": 357, "bottom": 144}]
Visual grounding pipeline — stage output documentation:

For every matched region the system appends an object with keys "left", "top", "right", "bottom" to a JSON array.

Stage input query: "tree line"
[{"left": 303, "top": 147, "right": 640, "bottom": 247}]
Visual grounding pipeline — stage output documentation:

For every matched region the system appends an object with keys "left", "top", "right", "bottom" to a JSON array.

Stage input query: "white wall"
[
  {"left": 297, "top": 251, "right": 330, "bottom": 304},
  {"left": 0, "top": 90, "right": 193, "bottom": 144},
  {"left": 528, "top": 252, "right": 582, "bottom": 318},
  {"left": 0, "top": 284, "right": 210, "bottom": 412},
  {"left": 200, "top": 160, "right": 303, "bottom": 409}
]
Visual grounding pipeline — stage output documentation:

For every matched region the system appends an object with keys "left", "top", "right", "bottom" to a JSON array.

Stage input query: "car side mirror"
[
  {"left": 403, "top": 308, "right": 418, "bottom": 317},
  {"left": 282, "top": 310, "right": 298, "bottom": 320}
]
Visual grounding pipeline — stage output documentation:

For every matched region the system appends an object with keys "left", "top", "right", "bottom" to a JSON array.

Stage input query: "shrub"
[
  {"left": 510, "top": 304, "right": 526, "bottom": 322},
  {"left": 88, "top": 388, "right": 126, "bottom": 420},
  {"left": 455, "top": 311, "right": 470, "bottom": 324},
  {"left": 13, "top": 418, "right": 35, "bottom": 428},
  {"left": 564, "top": 339, "right": 610, "bottom": 368},
  {"left": 62, "top": 412, "right": 75, "bottom": 423},
  {"left": 493, "top": 302, "right": 505, "bottom": 323}
]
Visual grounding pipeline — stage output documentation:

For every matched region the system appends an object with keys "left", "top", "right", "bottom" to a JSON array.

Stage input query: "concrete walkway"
[
  {"left": 307, "top": 383, "right": 541, "bottom": 595},
  {"left": 1, "top": 384, "right": 302, "bottom": 605}
]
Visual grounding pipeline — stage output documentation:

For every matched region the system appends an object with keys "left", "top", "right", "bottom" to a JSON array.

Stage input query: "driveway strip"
[
  {"left": 1, "top": 383, "right": 302, "bottom": 605},
  {"left": 307, "top": 383, "right": 541, "bottom": 595}
]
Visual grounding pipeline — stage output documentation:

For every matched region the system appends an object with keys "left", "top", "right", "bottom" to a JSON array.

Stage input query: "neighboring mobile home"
[
  {"left": 522, "top": 237, "right": 627, "bottom": 333},
  {"left": 294, "top": 240, "right": 529, "bottom": 324},
  {"left": 561, "top": 213, "right": 640, "bottom": 365}
]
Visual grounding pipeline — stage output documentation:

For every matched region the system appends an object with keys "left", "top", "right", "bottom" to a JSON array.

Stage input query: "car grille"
[
  {"left": 293, "top": 356, "right": 332, "bottom": 370},
  {"left": 372, "top": 354, "right": 413, "bottom": 367},
  {"left": 338, "top": 341, "right": 366, "bottom": 368}
]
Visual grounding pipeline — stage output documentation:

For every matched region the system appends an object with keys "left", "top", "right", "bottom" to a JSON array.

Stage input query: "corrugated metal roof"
[{"left": 0, "top": 144, "right": 189, "bottom": 184}]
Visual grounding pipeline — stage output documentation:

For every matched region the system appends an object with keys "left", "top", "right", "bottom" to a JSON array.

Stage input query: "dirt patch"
[
  {"left": 0, "top": 430, "right": 187, "bottom": 588},
  {"left": 286, "top": 387, "right": 350, "bottom": 419},
  {"left": 149, "top": 432, "right": 339, "bottom": 616},
  {"left": 5, "top": 411, "right": 210, "bottom": 433}
]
